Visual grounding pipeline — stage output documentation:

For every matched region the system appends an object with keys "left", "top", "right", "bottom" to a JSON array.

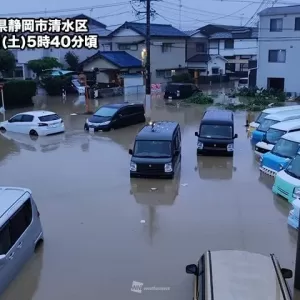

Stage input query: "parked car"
[
  {"left": 129, "top": 121, "right": 181, "bottom": 179},
  {"left": 248, "top": 105, "right": 300, "bottom": 133},
  {"left": 84, "top": 103, "right": 145, "bottom": 132},
  {"left": 164, "top": 83, "right": 201, "bottom": 99},
  {"left": 195, "top": 109, "right": 237, "bottom": 156},
  {"left": 186, "top": 250, "right": 292, "bottom": 300},
  {"left": 0, "top": 187, "right": 43, "bottom": 296},
  {"left": 0, "top": 111, "right": 64, "bottom": 136}
]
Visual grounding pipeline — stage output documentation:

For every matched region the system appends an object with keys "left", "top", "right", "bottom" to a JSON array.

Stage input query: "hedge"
[
  {"left": 0, "top": 80, "right": 37, "bottom": 109},
  {"left": 42, "top": 76, "right": 72, "bottom": 96}
]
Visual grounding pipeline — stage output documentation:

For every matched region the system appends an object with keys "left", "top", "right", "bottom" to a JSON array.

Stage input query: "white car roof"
[
  {"left": 0, "top": 187, "right": 31, "bottom": 217},
  {"left": 270, "top": 119, "right": 300, "bottom": 131},
  {"left": 262, "top": 105, "right": 300, "bottom": 114},
  {"left": 16, "top": 110, "right": 56, "bottom": 117},
  {"left": 265, "top": 110, "right": 300, "bottom": 121},
  {"left": 282, "top": 131, "right": 300, "bottom": 143}
]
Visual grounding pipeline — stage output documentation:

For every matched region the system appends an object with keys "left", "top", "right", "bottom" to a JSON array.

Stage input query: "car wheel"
[
  {"left": 0, "top": 126, "right": 6, "bottom": 132},
  {"left": 29, "top": 129, "right": 38, "bottom": 136}
]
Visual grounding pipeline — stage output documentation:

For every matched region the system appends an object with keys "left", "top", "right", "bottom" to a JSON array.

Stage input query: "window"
[
  {"left": 268, "top": 50, "right": 286, "bottom": 63},
  {"left": 162, "top": 43, "right": 172, "bottom": 53},
  {"left": 165, "top": 70, "right": 172, "bottom": 78},
  {"left": 240, "top": 63, "right": 249, "bottom": 71},
  {"left": 10, "top": 198, "right": 32, "bottom": 246},
  {"left": 9, "top": 114, "right": 23, "bottom": 122},
  {"left": 94, "top": 107, "right": 118, "bottom": 117},
  {"left": 265, "top": 128, "right": 286, "bottom": 144},
  {"left": 295, "top": 17, "right": 300, "bottom": 30},
  {"left": 272, "top": 138, "right": 300, "bottom": 159},
  {"left": 0, "top": 224, "right": 11, "bottom": 255},
  {"left": 38, "top": 114, "right": 60, "bottom": 122},
  {"left": 224, "top": 39, "right": 234, "bottom": 49},
  {"left": 156, "top": 70, "right": 165, "bottom": 78},
  {"left": 196, "top": 43, "right": 205, "bottom": 52},
  {"left": 174, "top": 131, "right": 181, "bottom": 151},
  {"left": 21, "top": 114, "right": 34, "bottom": 122},
  {"left": 270, "top": 18, "right": 283, "bottom": 32},
  {"left": 212, "top": 67, "right": 219, "bottom": 75},
  {"left": 200, "top": 125, "right": 233, "bottom": 139},
  {"left": 118, "top": 44, "right": 138, "bottom": 51},
  {"left": 133, "top": 141, "right": 172, "bottom": 157}
]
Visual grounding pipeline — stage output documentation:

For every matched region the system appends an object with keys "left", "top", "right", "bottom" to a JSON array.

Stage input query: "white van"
[
  {"left": 255, "top": 119, "right": 300, "bottom": 156},
  {"left": 0, "top": 187, "right": 43, "bottom": 295},
  {"left": 186, "top": 250, "right": 292, "bottom": 300},
  {"left": 248, "top": 105, "right": 300, "bottom": 133}
]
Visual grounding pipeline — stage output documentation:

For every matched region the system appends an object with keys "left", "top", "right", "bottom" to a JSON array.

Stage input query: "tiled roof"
[
  {"left": 109, "top": 22, "right": 187, "bottom": 37},
  {"left": 88, "top": 25, "right": 111, "bottom": 37},
  {"left": 187, "top": 54, "right": 210, "bottom": 63},
  {"left": 210, "top": 32, "right": 232, "bottom": 39},
  {"left": 259, "top": 5, "right": 300, "bottom": 16},
  {"left": 80, "top": 51, "right": 142, "bottom": 68},
  {"left": 183, "top": 29, "right": 200, "bottom": 36}
]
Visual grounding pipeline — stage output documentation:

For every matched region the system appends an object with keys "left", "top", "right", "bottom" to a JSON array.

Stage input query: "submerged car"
[
  {"left": 84, "top": 103, "right": 145, "bottom": 132},
  {"left": 0, "top": 111, "right": 64, "bottom": 136}
]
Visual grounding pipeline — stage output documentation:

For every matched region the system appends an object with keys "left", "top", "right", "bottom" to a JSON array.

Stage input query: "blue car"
[
  {"left": 251, "top": 110, "right": 300, "bottom": 143},
  {"left": 260, "top": 131, "right": 300, "bottom": 176}
]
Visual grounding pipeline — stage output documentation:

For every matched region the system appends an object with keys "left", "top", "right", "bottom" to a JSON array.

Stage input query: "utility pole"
[{"left": 179, "top": 0, "right": 182, "bottom": 29}]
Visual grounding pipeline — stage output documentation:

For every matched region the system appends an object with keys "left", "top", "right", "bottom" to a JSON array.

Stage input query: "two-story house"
[
  {"left": 201, "top": 25, "right": 258, "bottom": 77},
  {"left": 16, "top": 14, "right": 111, "bottom": 78},
  {"left": 185, "top": 29, "right": 227, "bottom": 83},
  {"left": 257, "top": 5, "right": 300, "bottom": 94},
  {"left": 107, "top": 22, "right": 188, "bottom": 83},
  {"left": 185, "top": 24, "right": 257, "bottom": 82}
]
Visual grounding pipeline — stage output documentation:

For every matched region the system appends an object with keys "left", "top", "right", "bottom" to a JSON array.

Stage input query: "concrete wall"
[{"left": 257, "top": 13, "right": 300, "bottom": 94}]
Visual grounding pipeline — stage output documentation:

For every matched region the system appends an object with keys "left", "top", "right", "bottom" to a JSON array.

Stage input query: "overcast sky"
[{"left": 1, "top": 0, "right": 299, "bottom": 30}]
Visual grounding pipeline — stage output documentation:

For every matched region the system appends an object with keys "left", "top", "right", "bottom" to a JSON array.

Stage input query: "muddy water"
[{"left": 0, "top": 94, "right": 298, "bottom": 299}]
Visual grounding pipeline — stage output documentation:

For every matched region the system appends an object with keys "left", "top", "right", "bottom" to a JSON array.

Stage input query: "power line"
[{"left": 0, "top": 2, "right": 129, "bottom": 17}]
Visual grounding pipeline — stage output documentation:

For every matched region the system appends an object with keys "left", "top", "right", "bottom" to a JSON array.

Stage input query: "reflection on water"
[
  {"left": 130, "top": 174, "right": 180, "bottom": 206},
  {"left": 258, "top": 172, "right": 275, "bottom": 190},
  {"left": 195, "top": 156, "right": 236, "bottom": 180},
  {"left": 0, "top": 247, "right": 44, "bottom": 300}
]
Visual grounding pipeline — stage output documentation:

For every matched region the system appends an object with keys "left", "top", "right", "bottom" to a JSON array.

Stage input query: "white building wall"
[
  {"left": 257, "top": 13, "right": 300, "bottom": 94},
  {"left": 209, "top": 39, "right": 257, "bottom": 56}
]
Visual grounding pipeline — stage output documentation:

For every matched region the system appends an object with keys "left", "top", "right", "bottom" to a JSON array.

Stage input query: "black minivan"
[
  {"left": 195, "top": 110, "right": 238, "bottom": 156},
  {"left": 84, "top": 103, "right": 145, "bottom": 132},
  {"left": 164, "top": 83, "right": 201, "bottom": 99},
  {"left": 129, "top": 121, "right": 181, "bottom": 179}
]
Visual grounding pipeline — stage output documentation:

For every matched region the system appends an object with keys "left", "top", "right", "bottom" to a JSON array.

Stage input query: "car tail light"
[{"left": 38, "top": 123, "right": 48, "bottom": 127}]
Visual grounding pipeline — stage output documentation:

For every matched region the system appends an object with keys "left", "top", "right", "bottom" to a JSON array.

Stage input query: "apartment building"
[{"left": 257, "top": 5, "right": 300, "bottom": 94}]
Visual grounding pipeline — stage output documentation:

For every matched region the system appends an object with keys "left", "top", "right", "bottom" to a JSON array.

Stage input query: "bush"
[
  {"left": 43, "top": 76, "right": 72, "bottom": 96},
  {"left": 184, "top": 93, "right": 214, "bottom": 104},
  {"left": 0, "top": 80, "right": 36, "bottom": 109},
  {"left": 171, "top": 73, "right": 193, "bottom": 83}
]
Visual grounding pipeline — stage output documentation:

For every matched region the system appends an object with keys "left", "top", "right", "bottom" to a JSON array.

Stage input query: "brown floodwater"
[{"left": 0, "top": 93, "right": 299, "bottom": 299}]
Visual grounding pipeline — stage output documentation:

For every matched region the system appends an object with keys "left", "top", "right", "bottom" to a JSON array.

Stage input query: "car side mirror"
[
  {"left": 186, "top": 264, "right": 198, "bottom": 275},
  {"left": 234, "top": 134, "right": 238, "bottom": 139},
  {"left": 129, "top": 149, "right": 133, "bottom": 155},
  {"left": 281, "top": 268, "right": 293, "bottom": 279},
  {"left": 195, "top": 132, "right": 199, "bottom": 137}
]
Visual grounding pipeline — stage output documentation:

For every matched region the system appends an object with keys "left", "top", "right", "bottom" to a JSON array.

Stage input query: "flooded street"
[{"left": 0, "top": 93, "right": 298, "bottom": 299}]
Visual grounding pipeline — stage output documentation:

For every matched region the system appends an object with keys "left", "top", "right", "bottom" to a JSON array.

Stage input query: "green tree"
[
  {"left": 64, "top": 51, "right": 79, "bottom": 71},
  {"left": 27, "top": 57, "right": 62, "bottom": 76},
  {"left": 0, "top": 50, "right": 16, "bottom": 74}
]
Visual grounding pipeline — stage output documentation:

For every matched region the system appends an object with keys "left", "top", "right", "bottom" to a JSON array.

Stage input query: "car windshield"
[
  {"left": 200, "top": 125, "right": 232, "bottom": 139},
  {"left": 285, "top": 155, "right": 300, "bottom": 179},
  {"left": 38, "top": 114, "right": 60, "bottom": 122},
  {"left": 265, "top": 128, "right": 286, "bottom": 144},
  {"left": 133, "top": 141, "right": 171, "bottom": 158},
  {"left": 271, "top": 138, "right": 300, "bottom": 158},
  {"left": 257, "top": 119, "right": 278, "bottom": 132},
  {"left": 166, "top": 85, "right": 181, "bottom": 92},
  {"left": 255, "top": 112, "right": 268, "bottom": 124},
  {"left": 94, "top": 107, "right": 118, "bottom": 117}
]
